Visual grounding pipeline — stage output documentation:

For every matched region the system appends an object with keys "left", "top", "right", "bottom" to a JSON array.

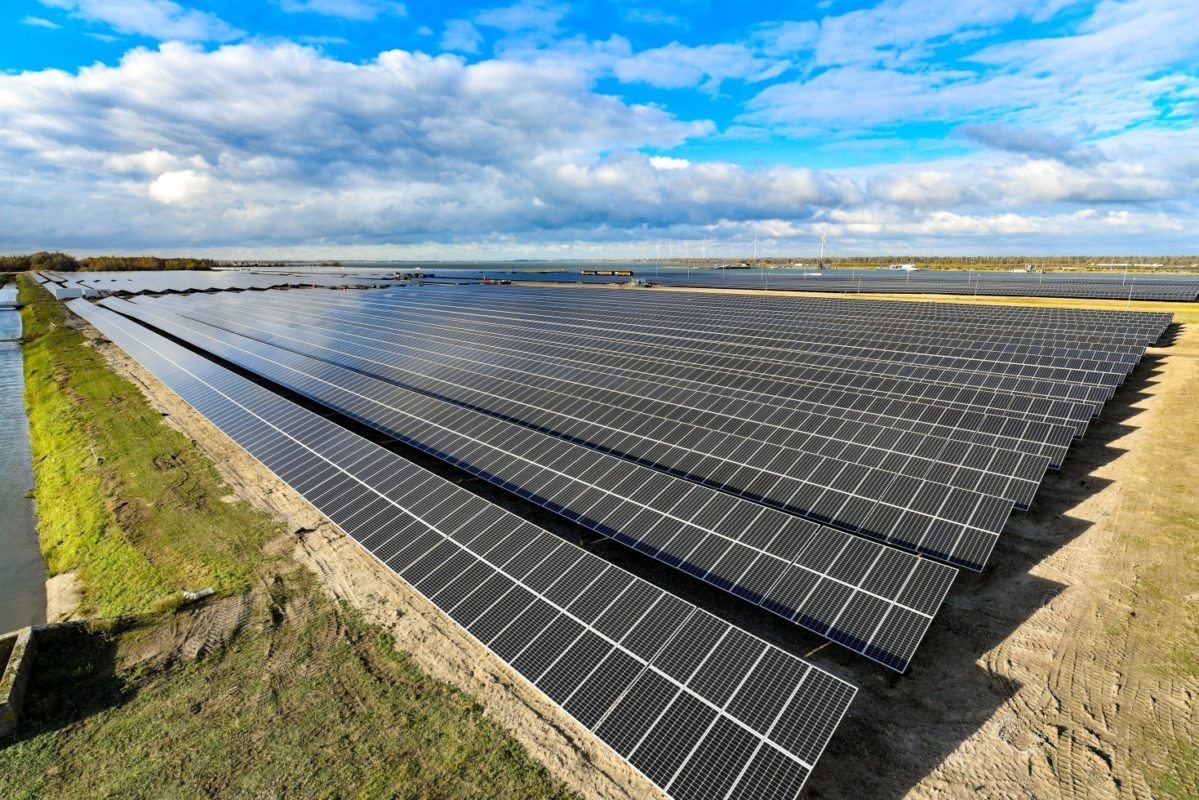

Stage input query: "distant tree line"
[
  {"left": 0, "top": 251, "right": 81, "bottom": 272},
  {"left": 0, "top": 252, "right": 220, "bottom": 272}
]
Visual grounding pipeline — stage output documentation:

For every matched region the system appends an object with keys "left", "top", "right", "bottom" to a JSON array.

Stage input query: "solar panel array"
[
  {"left": 146, "top": 292, "right": 1056, "bottom": 508},
  {"left": 68, "top": 298, "right": 856, "bottom": 800},
  {"left": 64, "top": 279, "right": 1171, "bottom": 798},
  {"left": 122, "top": 294, "right": 1014, "bottom": 572},
  {"left": 110, "top": 285, "right": 1168, "bottom": 544},
  {"left": 37, "top": 269, "right": 402, "bottom": 296},
  {"left": 473, "top": 267, "right": 1199, "bottom": 302},
  {"left": 100, "top": 295, "right": 958, "bottom": 673}
]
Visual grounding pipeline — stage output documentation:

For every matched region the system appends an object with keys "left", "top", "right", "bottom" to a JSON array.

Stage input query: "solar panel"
[
  {"left": 76, "top": 278, "right": 1163, "bottom": 681},
  {"left": 147, "top": 292, "right": 1052, "bottom": 510},
  {"left": 102, "top": 296, "right": 958, "bottom": 670},
  {"left": 223, "top": 287, "right": 1102, "bottom": 437},
  {"left": 382, "top": 291, "right": 1127, "bottom": 396},
  {"left": 39, "top": 269, "right": 401, "bottom": 295},
  {"left": 68, "top": 298, "right": 857, "bottom": 800},
  {"left": 478, "top": 266, "right": 1199, "bottom": 303}
]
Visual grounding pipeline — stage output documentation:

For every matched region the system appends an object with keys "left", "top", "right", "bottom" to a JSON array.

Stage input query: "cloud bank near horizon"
[{"left": 2, "top": 0, "right": 1197, "bottom": 257}]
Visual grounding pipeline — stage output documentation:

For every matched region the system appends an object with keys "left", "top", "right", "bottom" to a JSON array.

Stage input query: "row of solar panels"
[
  {"left": 68, "top": 298, "right": 855, "bottom": 800},
  {"left": 67, "top": 284, "right": 1167, "bottom": 799},
  {"left": 655, "top": 275, "right": 1199, "bottom": 302},
  {"left": 38, "top": 266, "right": 1199, "bottom": 303},
  {"left": 491, "top": 268, "right": 1199, "bottom": 302},
  {"left": 36, "top": 270, "right": 402, "bottom": 296}
]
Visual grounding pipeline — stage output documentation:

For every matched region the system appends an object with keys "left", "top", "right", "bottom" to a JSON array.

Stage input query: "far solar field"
[
  {"left": 55, "top": 272, "right": 1172, "bottom": 800},
  {"left": 561, "top": 268, "right": 1199, "bottom": 302}
]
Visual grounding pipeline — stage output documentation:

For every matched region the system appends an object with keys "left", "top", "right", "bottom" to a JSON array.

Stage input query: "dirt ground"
[
  {"left": 71, "top": 290, "right": 1198, "bottom": 800},
  {"left": 43, "top": 573, "right": 81, "bottom": 623}
]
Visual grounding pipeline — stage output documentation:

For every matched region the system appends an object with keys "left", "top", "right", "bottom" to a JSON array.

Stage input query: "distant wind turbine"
[
  {"left": 701, "top": 237, "right": 708, "bottom": 260},
  {"left": 752, "top": 231, "right": 760, "bottom": 261}
]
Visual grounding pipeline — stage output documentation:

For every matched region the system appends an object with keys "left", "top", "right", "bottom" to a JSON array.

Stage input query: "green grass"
[
  {"left": 0, "top": 595, "right": 577, "bottom": 799},
  {"left": 1152, "top": 739, "right": 1199, "bottom": 800},
  {"left": 19, "top": 275, "right": 284, "bottom": 616},
  {"left": 0, "top": 577, "right": 574, "bottom": 800},
  {"left": 3, "top": 275, "right": 575, "bottom": 799}
]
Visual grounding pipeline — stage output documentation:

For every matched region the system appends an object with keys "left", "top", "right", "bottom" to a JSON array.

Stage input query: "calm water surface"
[{"left": 0, "top": 286, "right": 45, "bottom": 633}]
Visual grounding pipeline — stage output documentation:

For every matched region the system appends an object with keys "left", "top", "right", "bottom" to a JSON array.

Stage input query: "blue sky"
[{"left": 1, "top": 0, "right": 1197, "bottom": 258}]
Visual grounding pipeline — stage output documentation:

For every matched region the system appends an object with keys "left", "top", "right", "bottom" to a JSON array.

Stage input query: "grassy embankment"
[{"left": 0, "top": 275, "right": 574, "bottom": 799}]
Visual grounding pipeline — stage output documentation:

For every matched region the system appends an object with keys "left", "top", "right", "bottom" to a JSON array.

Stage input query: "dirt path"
[{"left": 911, "top": 320, "right": 1199, "bottom": 799}]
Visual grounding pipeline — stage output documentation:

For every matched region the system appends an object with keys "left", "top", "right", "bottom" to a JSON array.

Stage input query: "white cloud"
[
  {"left": 475, "top": 1, "right": 566, "bottom": 34},
  {"left": 298, "top": 35, "right": 351, "bottom": 46},
  {"left": 41, "top": 0, "right": 243, "bottom": 42},
  {"left": 440, "top": 19, "right": 482, "bottom": 53},
  {"left": 279, "top": 0, "right": 406, "bottom": 22},
  {"left": 104, "top": 149, "right": 208, "bottom": 174},
  {"left": 148, "top": 168, "right": 212, "bottom": 204},
  {"left": 22, "top": 16, "right": 61, "bottom": 29},
  {"left": 650, "top": 156, "right": 690, "bottom": 170},
  {"left": 624, "top": 8, "right": 687, "bottom": 28},
  {"left": 614, "top": 43, "right": 788, "bottom": 92},
  {"left": 744, "top": 0, "right": 1199, "bottom": 137},
  {"left": 0, "top": 43, "right": 721, "bottom": 249},
  {"left": 0, "top": 10, "right": 1196, "bottom": 256}
]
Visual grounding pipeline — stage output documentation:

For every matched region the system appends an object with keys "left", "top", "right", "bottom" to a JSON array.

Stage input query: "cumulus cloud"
[
  {"left": 2, "top": 4, "right": 1197, "bottom": 256},
  {"left": 0, "top": 43, "right": 725, "bottom": 249},
  {"left": 148, "top": 168, "right": 212, "bottom": 204},
  {"left": 40, "top": 0, "right": 243, "bottom": 42},
  {"left": 649, "top": 156, "right": 690, "bottom": 170}
]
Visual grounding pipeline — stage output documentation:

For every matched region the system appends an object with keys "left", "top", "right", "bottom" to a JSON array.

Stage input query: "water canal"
[{"left": 0, "top": 281, "right": 45, "bottom": 633}]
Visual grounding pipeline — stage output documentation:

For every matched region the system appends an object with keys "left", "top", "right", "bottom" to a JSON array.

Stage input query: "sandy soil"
[
  {"left": 72, "top": 313, "right": 664, "bottom": 800},
  {"left": 67, "top": 295, "right": 1198, "bottom": 800},
  {"left": 44, "top": 572, "right": 81, "bottom": 623}
]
